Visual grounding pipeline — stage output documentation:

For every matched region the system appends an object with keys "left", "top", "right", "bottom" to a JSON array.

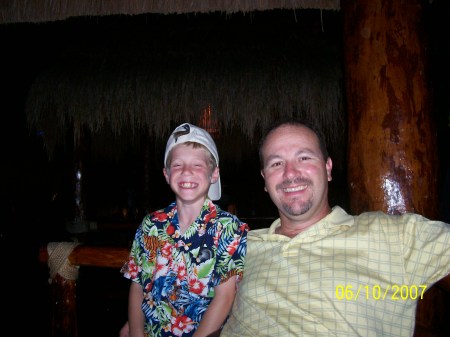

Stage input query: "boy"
[{"left": 121, "top": 123, "right": 249, "bottom": 337}]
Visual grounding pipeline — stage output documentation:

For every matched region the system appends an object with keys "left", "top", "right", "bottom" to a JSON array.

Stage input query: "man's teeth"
[{"left": 284, "top": 185, "right": 307, "bottom": 192}]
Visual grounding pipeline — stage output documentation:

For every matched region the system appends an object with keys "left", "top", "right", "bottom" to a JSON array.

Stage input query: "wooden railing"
[{"left": 39, "top": 244, "right": 130, "bottom": 337}]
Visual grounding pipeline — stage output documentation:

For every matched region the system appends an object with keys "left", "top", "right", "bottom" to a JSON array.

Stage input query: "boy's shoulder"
[
  {"left": 215, "top": 206, "right": 240, "bottom": 220},
  {"left": 215, "top": 207, "right": 249, "bottom": 230}
]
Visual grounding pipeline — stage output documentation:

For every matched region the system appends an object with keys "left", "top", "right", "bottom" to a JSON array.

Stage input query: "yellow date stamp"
[{"left": 335, "top": 284, "right": 427, "bottom": 301}]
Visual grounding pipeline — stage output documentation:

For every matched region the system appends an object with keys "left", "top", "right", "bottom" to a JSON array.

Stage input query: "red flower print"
[
  {"left": 189, "top": 274, "right": 206, "bottom": 295},
  {"left": 227, "top": 236, "right": 240, "bottom": 255},
  {"left": 203, "top": 213, "right": 213, "bottom": 224},
  {"left": 173, "top": 262, "right": 187, "bottom": 280},
  {"left": 166, "top": 224, "right": 175, "bottom": 235},
  {"left": 240, "top": 223, "right": 249, "bottom": 232},
  {"left": 203, "top": 208, "right": 217, "bottom": 224},
  {"left": 155, "top": 256, "right": 169, "bottom": 278},
  {"left": 127, "top": 258, "right": 139, "bottom": 278},
  {"left": 152, "top": 211, "right": 168, "bottom": 222},
  {"left": 144, "top": 282, "right": 152, "bottom": 293},
  {"left": 161, "top": 242, "right": 172, "bottom": 256},
  {"left": 171, "top": 315, "right": 195, "bottom": 336}
]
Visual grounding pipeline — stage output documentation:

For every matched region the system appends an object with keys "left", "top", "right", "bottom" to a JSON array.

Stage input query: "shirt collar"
[{"left": 263, "top": 205, "right": 354, "bottom": 238}]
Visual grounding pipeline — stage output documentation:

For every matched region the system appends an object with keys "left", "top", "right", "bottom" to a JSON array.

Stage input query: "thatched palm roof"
[
  {"left": 0, "top": 0, "right": 340, "bottom": 24},
  {"left": 2, "top": 1, "right": 345, "bottom": 166},
  {"left": 24, "top": 11, "right": 345, "bottom": 163}
]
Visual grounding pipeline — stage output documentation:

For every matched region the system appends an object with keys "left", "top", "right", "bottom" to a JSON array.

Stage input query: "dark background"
[{"left": 1, "top": 2, "right": 449, "bottom": 336}]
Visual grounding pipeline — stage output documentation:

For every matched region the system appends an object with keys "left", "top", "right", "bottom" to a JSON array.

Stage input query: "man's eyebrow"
[
  {"left": 264, "top": 149, "right": 318, "bottom": 162},
  {"left": 264, "top": 154, "right": 282, "bottom": 165}
]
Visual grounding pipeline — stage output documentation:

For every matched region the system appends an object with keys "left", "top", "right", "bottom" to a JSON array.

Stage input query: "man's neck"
[{"left": 276, "top": 205, "right": 332, "bottom": 238}]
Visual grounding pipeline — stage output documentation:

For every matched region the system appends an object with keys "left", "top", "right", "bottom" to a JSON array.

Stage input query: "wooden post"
[
  {"left": 342, "top": 0, "right": 439, "bottom": 217},
  {"left": 41, "top": 244, "right": 130, "bottom": 337},
  {"left": 341, "top": 0, "right": 444, "bottom": 335},
  {"left": 51, "top": 274, "right": 78, "bottom": 337}
]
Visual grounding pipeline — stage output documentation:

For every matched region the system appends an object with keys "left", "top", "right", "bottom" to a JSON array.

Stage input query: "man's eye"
[
  {"left": 270, "top": 161, "right": 282, "bottom": 167},
  {"left": 300, "top": 156, "right": 310, "bottom": 161}
]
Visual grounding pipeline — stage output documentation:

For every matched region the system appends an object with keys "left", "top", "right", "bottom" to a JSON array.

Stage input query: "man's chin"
[{"left": 282, "top": 202, "right": 311, "bottom": 217}]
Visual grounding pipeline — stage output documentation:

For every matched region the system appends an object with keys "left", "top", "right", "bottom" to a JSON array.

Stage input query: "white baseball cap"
[{"left": 164, "top": 123, "right": 221, "bottom": 200}]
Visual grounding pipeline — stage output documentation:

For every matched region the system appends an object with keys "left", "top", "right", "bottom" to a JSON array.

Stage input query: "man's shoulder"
[{"left": 350, "top": 209, "right": 450, "bottom": 234}]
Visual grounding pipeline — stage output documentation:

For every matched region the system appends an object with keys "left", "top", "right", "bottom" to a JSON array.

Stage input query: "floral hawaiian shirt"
[{"left": 121, "top": 199, "right": 249, "bottom": 337}]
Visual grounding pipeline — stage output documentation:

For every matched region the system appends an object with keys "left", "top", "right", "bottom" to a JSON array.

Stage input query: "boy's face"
[{"left": 163, "top": 143, "right": 219, "bottom": 203}]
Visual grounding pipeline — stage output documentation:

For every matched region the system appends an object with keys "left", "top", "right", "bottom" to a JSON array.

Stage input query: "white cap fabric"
[{"left": 164, "top": 123, "right": 221, "bottom": 200}]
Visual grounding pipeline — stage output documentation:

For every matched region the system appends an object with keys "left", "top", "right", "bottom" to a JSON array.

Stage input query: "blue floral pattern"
[{"left": 121, "top": 199, "right": 249, "bottom": 337}]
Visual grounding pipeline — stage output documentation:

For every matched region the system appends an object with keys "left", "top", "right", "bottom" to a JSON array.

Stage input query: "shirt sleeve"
[
  {"left": 400, "top": 213, "right": 450, "bottom": 286},
  {"left": 121, "top": 215, "right": 158, "bottom": 286},
  {"left": 214, "top": 214, "right": 249, "bottom": 285}
]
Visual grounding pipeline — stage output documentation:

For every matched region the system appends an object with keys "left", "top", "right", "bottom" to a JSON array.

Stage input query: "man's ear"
[
  {"left": 326, "top": 158, "right": 333, "bottom": 182},
  {"left": 261, "top": 170, "right": 268, "bottom": 192}
]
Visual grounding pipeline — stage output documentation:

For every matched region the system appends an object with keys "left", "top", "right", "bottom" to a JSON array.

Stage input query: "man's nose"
[{"left": 283, "top": 161, "right": 299, "bottom": 179}]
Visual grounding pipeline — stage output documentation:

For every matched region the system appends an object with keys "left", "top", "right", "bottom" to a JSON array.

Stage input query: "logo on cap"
[{"left": 174, "top": 124, "right": 190, "bottom": 142}]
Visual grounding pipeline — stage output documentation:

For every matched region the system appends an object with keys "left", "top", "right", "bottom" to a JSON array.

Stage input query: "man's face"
[{"left": 260, "top": 124, "right": 332, "bottom": 221}]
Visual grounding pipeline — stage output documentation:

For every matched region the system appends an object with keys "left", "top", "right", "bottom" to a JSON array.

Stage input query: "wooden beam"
[{"left": 39, "top": 244, "right": 130, "bottom": 268}]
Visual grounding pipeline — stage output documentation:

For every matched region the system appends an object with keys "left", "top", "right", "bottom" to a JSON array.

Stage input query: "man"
[{"left": 220, "top": 119, "right": 450, "bottom": 337}]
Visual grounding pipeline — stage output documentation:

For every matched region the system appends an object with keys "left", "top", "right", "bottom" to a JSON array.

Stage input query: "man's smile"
[{"left": 283, "top": 185, "right": 307, "bottom": 193}]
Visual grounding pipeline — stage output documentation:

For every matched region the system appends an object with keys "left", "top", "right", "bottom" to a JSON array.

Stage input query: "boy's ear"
[
  {"left": 163, "top": 167, "right": 170, "bottom": 184},
  {"left": 211, "top": 167, "right": 220, "bottom": 183}
]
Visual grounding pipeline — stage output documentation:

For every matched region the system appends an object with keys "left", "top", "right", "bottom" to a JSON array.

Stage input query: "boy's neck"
[{"left": 176, "top": 198, "right": 207, "bottom": 234}]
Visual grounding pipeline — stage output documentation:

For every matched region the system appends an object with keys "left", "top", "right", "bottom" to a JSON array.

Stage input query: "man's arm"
[{"left": 193, "top": 275, "right": 238, "bottom": 337}]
